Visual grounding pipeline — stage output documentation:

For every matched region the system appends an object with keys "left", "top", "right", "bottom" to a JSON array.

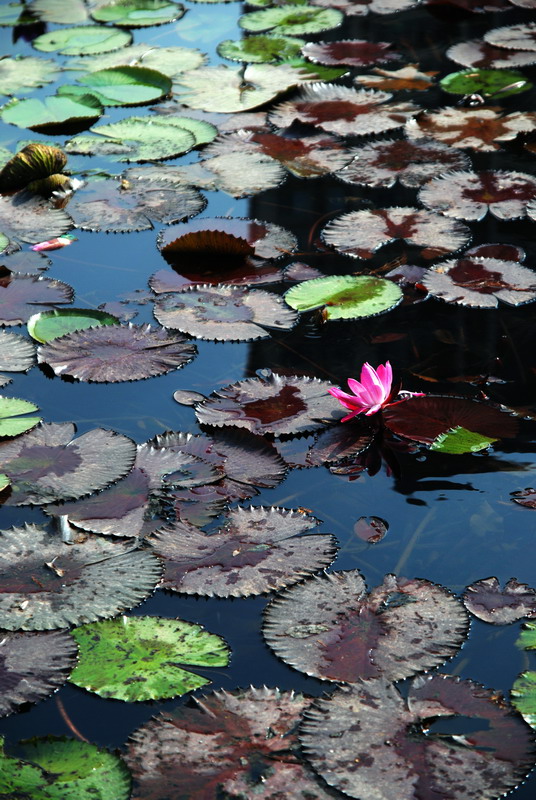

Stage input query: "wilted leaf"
[
  {"left": 269, "top": 83, "right": 419, "bottom": 136},
  {"left": 37, "top": 323, "right": 197, "bottom": 383},
  {"left": 126, "top": 687, "right": 333, "bottom": 800},
  {"left": 195, "top": 372, "right": 344, "bottom": 435},
  {"left": 218, "top": 33, "right": 304, "bottom": 63},
  {"left": 301, "top": 674, "right": 536, "bottom": 800},
  {"left": 463, "top": 577, "right": 536, "bottom": 624},
  {"left": 263, "top": 570, "right": 468, "bottom": 682},
  {"left": 27, "top": 308, "right": 120, "bottom": 343},
  {"left": 239, "top": 6, "right": 343, "bottom": 35},
  {"left": 91, "top": 0, "right": 185, "bottom": 26},
  {"left": 70, "top": 616, "right": 229, "bottom": 701},
  {"left": 422, "top": 257, "right": 536, "bottom": 308},
  {"left": 440, "top": 68, "right": 531, "bottom": 98},
  {"left": 447, "top": 39, "right": 536, "bottom": 69},
  {"left": 302, "top": 39, "right": 400, "bottom": 67},
  {"left": 336, "top": 138, "right": 471, "bottom": 188},
  {"left": 0, "top": 55, "right": 60, "bottom": 96},
  {"left": 355, "top": 64, "right": 437, "bottom": 90},
  {"left": 322, "top": 207, "right": 471, "bottom": 260},
  {"left": 0, "top": 396, "right": 40, "bottom": 438},
  {"left": 0, "top": 630, "right": 77, "bottom": 718},
  {"left": 485, "top": 23, "right": 536, "bottom": 52},
  {"left": 33, "top": 25, "right": 132, "bottom": 56},
  {"left": 75, "top": 66, "right": 172, "bottom": 107},
  {"left": 0, "top": 143, "right": 67, "bottom": 193},
  {"left": 0, "top": 523, "right": 162, "bottom": 629},
  {"left": 0, "top": 193, "right": 73, "bottom": 245},
  {"left": 430, "top": 426, "right": 498, "bottom": 453},
  {"left": 1, "top": 92, "right": 102, "bottom": 134},
  {"left": 149, "top": 506, "right": 337, "bottom": 597},
  {"left": 406, "top": 106, "right": 536, "bottom": 151},
  {"left": 0, "top": 330, "right": 35, "bottom": 371}
]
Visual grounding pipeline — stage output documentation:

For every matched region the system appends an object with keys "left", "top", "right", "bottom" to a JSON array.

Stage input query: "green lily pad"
[
  {"left": 27, "top": 308, "right": 121, "bottom": 343},
  {"left": 0, "top": 736, "right": 131, "bottom": 800},
  {"left": 517, "top": 620, "right": 536, "bottom": 650},
  {"left": 66, "top": 115, "right": 214, "bottom": 162},
  {"left": 91, "top": 0, "right": 185, "bottom": 27},
  {"left": 1, "top": 93, "right": 102, "bottom": 134},
  {"left": 512, "top": 671, "right": 536, "bottom": 729},
  {"left": 33, "top": 25, "right": 132, "bottom": 56},
  {"left": 0, "top": 56, "right": 61, "bottom": 97},
  {"left": 68, "top": 44, "right": 207, "bottom": 77},
  {"left": 217, "top": 34, "right": 305, "bottom": 63},
  {"left": 69, "top": 616, "right": 230, "bottom": 701},
  {"left": 0, "top": 396, "right": 41, "bottom": 437},
  {"left": 67, "top": 66, "right": 172, "bottom": 107},
  {"left": 281, "top": 56, "right": 348, "bottom": 81},
  {"left": 440, "top": 69, "right": 532, "bottom": 99},
  {"left": 0, "top": 2, "right": 28, "bottom": 25},
  {"left": 29, "top": 0, "right": 89, "bottom": 23},
  {"left": 0, "top": 473, "right": 9, "bottom": 490},
  {"left": 284, "top": 275, "right": 402, "bottom": 320},
  {"left": 0, "top": 233, "right": 8, "bottom": 252},
  {"left": 430, "top": 426, "right": 498, "bottom": 454},
  {"left": 239, "top": 6, "right": 343, "bottom": 36}
]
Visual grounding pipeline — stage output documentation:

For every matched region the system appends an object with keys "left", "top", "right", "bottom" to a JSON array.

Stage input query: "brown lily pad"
[{"left": 463, "top": 577, "right": 536, "bottom": 624}]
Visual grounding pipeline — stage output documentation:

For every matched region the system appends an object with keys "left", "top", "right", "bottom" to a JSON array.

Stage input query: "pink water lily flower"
[{"left": 329, "top": 361, "right": 396, "bottom": 421}]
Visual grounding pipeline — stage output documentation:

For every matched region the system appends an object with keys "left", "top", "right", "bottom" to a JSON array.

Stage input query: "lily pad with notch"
[
  {"left": 463, "top": 577, "right": 536, "bottom": 624},
  {"left": 0, "top": 396, "right": 41, "bottom": 438},
  {"left": 27, "top": 308, "right": 121, "bottom": 343},
  {"left": 0, "top": 274, "right": 73, "bottom": 326},
  {"left": 263, "top": 569, "right": 469, "bottom": 682},
  {"left": 69, "top": 615, "right": 230, "bottom": 701},
  {"left": 1, "top": 92, "right": 103, "bottom": 135},
  {"left": 422, "top": 257, "right": 536, "bottom": 308},
  {"left": 440, "top": 68, "right": 532, "bottom": 98},
  {"left": 32, "top": 25, "right": 132, "bottom": 56},
  {"left": 284, "top": 275, "right": 402, "bottom": 320},
  {"left": 0, "top": 522, "right": 162, "bottom": 630}
]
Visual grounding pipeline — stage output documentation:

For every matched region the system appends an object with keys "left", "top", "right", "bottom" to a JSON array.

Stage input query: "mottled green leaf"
[
  {"left": 284, "top": 275, "right": 402, "bottom": 320},
  {"left": 217, "top": 34, "right": 305, "bottom": 63},
  {"left": 33, "top": 25, "right": 132, "bottom": 56},
  {"left": 440, "top": 69, "right": 531, "bottom": 99},
  {"left": 239, "top": 6, "right": 343, "bottom": 35},
  {"left": 430, "top": 426, "right": 498, "bottom": 454}
]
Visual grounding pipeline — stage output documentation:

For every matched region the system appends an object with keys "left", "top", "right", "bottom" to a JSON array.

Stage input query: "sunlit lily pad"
[
  {"left": 0, "top": 396, "right": 40, "bottom": 438},
  {"left": 92, "top": 0, "right": 184, "bottom": 26},
  {"left": 28, "top": 0, "right": 89, "bottom": 23},
  {"left": 0, "top": 2, "right": 30, "bottom": 25},
  {"left": 74, "top": 66, "right": 172, "bottom": 107},
  {"left": 0, "top": 56, "right": 60, "bottom": 96},
  {"left": 149, "top": 506, "right": 337, "bottom": 597},
  {"left": 154, "top": 284, "right": 297, "bottom": 341},
  {"left": 302, "top": 39, "right": 400, "bottom": 67},
  {"left": 0, "top": 736, "right": 132, "bottom": 800},
  {"left": 463, "top": 577, "right": 536, "bottom": 624},
  {"left": 0, "top": 193, "right": 73, "bottom": 245},
  {"left": 406, "top": 106, "right": 536, "bottom": 151},
  {"left": 440, "top": 68, "right": 531, "bottom": 98},
  {"left": 322, "top": 207, "right": 471, "bottom": 260},
  {"left": 2, "top": 92, "right": 102, "bottom": 135},
  {"left": 126, "top": 687, "right": 333, "bottom": 799},
  {"left": 0, "top": 330, "right": 35, "bottom": 372},
  {"left": 70, "top": 616, "right": 230, "bottom": 701},
  {"left": 447, "top": 39, "right": 536, "bottom": 69},
  {"left": 430, "top": 426, "right": 497, "bottom": 453},
  {"left": 195, "top": 372, "right": 344, "bottom": 435},
  {"left": 239, "top": 6, "right": 343, "bottom": 34},
  {"left": 37, "top": 323, "right": 197, "bottom": 383},
  {"left": 284, "top": 275, "right": 402, "bottom": 320},
  {"left": 422, "top": 258, "right": 536, "bottom": 308},
  {"left": 0, "top": 630, "right": 77, "bottom": 718},
  {"left": 419, "top": 170, "right": 536, "bottom": 221},
  {"left": 0, "top": 523, "right": 161, "bottom": 629},
  {"left": 197, "top": 137, "right": 286, "bottom": 194},
  {"left": 66, "top": 176, "right": 206, "bottom": 233},
  {"left": 263, "top": 570, "right": 469, "bottom": 682},
  {"left": 301, "top": 674, "right": 536, "bottom": 800},
  {"left": 27, "top": 308, "right": 120, "bottom": 343},
  {"left": 0, "top": 421, "right": 136, "bottom": 504},
  {"left": 70, "top": 43, "right": 206, "bottom": 76},
  {"left": 512, "top": 671, "right": 536, "bottom": 730},
  {"left": 218, "top": 34, "right": 304, "bottom": 63},
  {"left": 336, "top": 138, "right": 471, "bottom": 188},
  {"left": 269, "top": 83, "right": 419, "bottom": 136},
  {"left": 33, "top": 25, "right": 132, "bottom": 56}
]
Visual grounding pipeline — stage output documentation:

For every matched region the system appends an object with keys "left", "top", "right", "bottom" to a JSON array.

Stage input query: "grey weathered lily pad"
[
  {"left": 263, "top": 569, "right": 469, "bottom": 682},
  {"left": 0, "top": 523, "right": 162, "bottom": 630},
  {"left": 0, "top": 193, "right": 73, "bottom": 245},
  {"left": 0, "top": 56, "right": 60, "bottom": 96},
  {"left": 0, "top": 331, "right": 35, "bottom": 372},
  {"left": 463, "top": 577, "right": 536, "bottom": 624},
  {"left": 0, "top": 630, "right": 77, "bottom": 717},
  {"left": 0, "top": 274, "right": 73, "bottom": 326},
  {"left": 69, "top": 43, "right": 206, "bottom": 76}
]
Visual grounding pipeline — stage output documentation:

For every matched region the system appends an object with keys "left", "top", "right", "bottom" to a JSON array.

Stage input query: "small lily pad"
[
  {"left": 91, "top": 0, "right": 185, "bottom": 27},
  {"left": 0, "top": 396, "right": 40, "bottom": 438},
  {"left": 27, "top": 308, "right": 121, "bottom": 344},
  {"left": 33, "top": 25, "right": 132, "bottom": 56},
  {"left": 430, "top": 425, "right": 498, "bottom": 453},
  {"left": 69, "top": 616, "right": 230, "bottom": 701},
  {"left": 440, "top": 68, "right": 532, "bottom": 98},
  {"left": 284, "top": 275, "right": 402, "bottom": 320}
]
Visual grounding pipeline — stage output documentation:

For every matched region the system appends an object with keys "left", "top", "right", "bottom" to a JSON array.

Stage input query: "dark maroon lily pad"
[
  {"left": 422, "top": 258, "right": 536, "bottom": 308},
  {"left": 300, "top": 674, "right": 536, "bottom": 800},
  {"left": 305, "top": 421, "right": 374, "bottom": 466},
  {"left": 463, "top": 577, "right": 536, "bottom": 624},
  {"left": 37, "top": 323, "right": 196, "bottom": 383},
  {"left": 336, "top": 138, "right": 471, "bottom": 189},
  {"left": 154, "top": 284, "right": 297, "bottom": 342},
  {"left": 195, "top": 372, "right": 344, "bottom": 436},
  {"left": 354, "top": 515, "right": 388, "bottom": 543},
  {"left": 126, "top": 687, "right": 335, "bottom": 800},
  {"left": 0, "top": 522, "right": 162, "bottom": 630},
  {"left": 512, "top": 487, "right": 536, "bottom": 508},
  {"left": 0, "top": 273, "right": 73, "bottom": 326},
  {"left": 149, "top": 506, "right": 337, "bottom": 597},
  {"left": 0, "top": 421, "right": 136, "bottom": 505},
  {"left": 465, "top": 242, "right": 525, "bottom": 261},
  {"left": 447, "top": 39, "right": 536, "bottom": 69},
  {"left": 66, "top": 177, "right": 206, "bottom": 233},
  {"left": 302, "top": 39, "right": 401, "bottom": 67},
  {"left": 0, "top": 331, "right": 35, "bottom": 372},
  {"left": 419, "top": 170, "right": 536, "bottom": 221},
  {"left": 428, "top": 0, "right": 511, "bottom": 11},
  {"left": 263, "top": 570, "right": 469, "bottom": 682},
  {"left": 406, "top": 106, "right": 536, "bottom": 151},
  {"left": 0, "top": 630, "right": 77, "bottom": 717},
  {"left": 149, "top": 260, "right": 284, "bottom": 290},
  {"left": 0, "top": 192, "right": 73, "bottom": 245},
  {"left": 0, "top": 249, "right": 51, "bottom": 274},
  {"left": 383, "top": 394, "right": 519, "bottom": 444},
  {"left": 485, "top": 23, "right": 536, "bottom": 52},
  {"left": 321, "top": 207, "right": 471, "bottom": 260},
  {"left": 269, "top": 84, "right": 419, "bottom": 137}
]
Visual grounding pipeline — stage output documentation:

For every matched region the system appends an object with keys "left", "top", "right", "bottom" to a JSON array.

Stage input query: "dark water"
[{"left": 1, "top": 2, "right": 536, "bottom": 798}]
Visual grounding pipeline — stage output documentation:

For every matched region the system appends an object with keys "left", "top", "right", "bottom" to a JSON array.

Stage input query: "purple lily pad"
[
  {"left": 406, "top": 106, "right": 536, "bottom": 151},
  {"left": 0, "top": 273, "right": 73, "bottom": 326},
  {"left": 485, "top": 23, "right": 536, "bottom": 52},
  {"left": 305, "top": 421, "right": 374, "bottom": 466},
  {"left": 463, "top": 577, "right": 536, "bottom": 624},
  {"left": 263, "top": 570, "right": 469, "bottom": 682},
  {"left": 422, "top": 258, "right": 536, "bottom": 308},
  {"left": 0, "top": 249, "right": 51, "bottom": 274},
  {"left": 0, "top": 331, "right": 35, "bottom": 372},
  {"left": 419, "top": 170, "right": 536, "bottom": 220},
  {"left": 37, "top": 323, "right": 197, "bottom": 383},
  {"left": 512, "top": 487, "right": 536, "bottom": 509},
  {"left": 302, "top": 39, "right": 401, "bottom": 67},
  {"left": 465, "top": 242, "right": 525, "bottom": 261},
  {"left": 354, "top": 515, "right": 388, "bottom": 543},
  {"left": 0, "top": 192, "right": 73, "bottom": 245}
]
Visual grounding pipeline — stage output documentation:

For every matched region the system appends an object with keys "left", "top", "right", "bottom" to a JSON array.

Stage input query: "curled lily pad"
[
  {"left": 154, "top": 284, "right": 297, "bottom": 341},
  {"left": 239, "top": 6, "right": 343, "bottom": 35},
  {"left": 0, "top": 274, "right": 73, "bottom": 326},
  {"left": 66, "top": 176, "right": 206, "bottom": 233},
  {"left": 217, "top": 34, "right": 304, "bottom": 63},
  {"left": 0, "top": 143, "right": 67, "bottom": 193},
  {"left": 284, "top": 275, "right": 402, "bottom": 320},
  {"left": 422, "top": 258, "right": 536, "bottom": 308},
  {"left": 1, "top": 93, "right": 102, "bottom": 134},
  {"left": 322, "top": 207, "right": 471, "bottom": 260},
  {"left": 195, "top": 372, "right": 344, "bottom": 436},
  {"left": 0, "top": 422, "right": 136, "bottom": 504},
  {"left": 0, "top": 194, "right": 73, "bottom": 245},
  {"left": 0, "top": 55, "right": 60, "bottom": 96},
  {"left": 463, "top": 577, "right": 536, "bottom": 624},
  {"left": 0, "top": 630, "right": 77, "bottom": 718},
  {"left": 0, "top": 396, "right": 40, "bottom": 438},
  {"left": 440, "top": 68, "right": 531, "bottom": 98},
  {"left": 302, "top": 39, "right": 400, "bottom": 67},
  {"left": 126, "top": 687, "right": 333, "bottom": 799},
  {"left": 406, "top": 107, "right": 536, "bottom": 151},
  {"left": 27, "top": 308, "right": 120, "bottom": 344},
  {"left": 69, "top": 616, "right": 230, "bottom": 701},
  {"left": 91, "top": 0, "right": 185, "bottom": 26},
  {"left": 0, "top": 331, "right": 35, "bottom": 372},
  {"left": 301, "top": 674, "right": 536, "bottom": 800},
  {"left": 75, "top": 66, "right": 172, "bottom": 107},
  {"left": 33, "top": 25, "right": 132, "bottom": 56},
  {"left": 149, "top": 505, "right": 338, "bottom": 597},
  {"left": 37, "top": 323, "right": 197, "bottom": 383},
  {"left": 0, "top": 523, "right": 162, "bottom": 630},
  {"left": 263, "top": 570, "right": 469, "bottom": 682}
]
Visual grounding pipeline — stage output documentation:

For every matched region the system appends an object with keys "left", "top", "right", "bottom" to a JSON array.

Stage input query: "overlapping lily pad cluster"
[{"left": 1, "top": 0, "right": 536, "bottom": 797}]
